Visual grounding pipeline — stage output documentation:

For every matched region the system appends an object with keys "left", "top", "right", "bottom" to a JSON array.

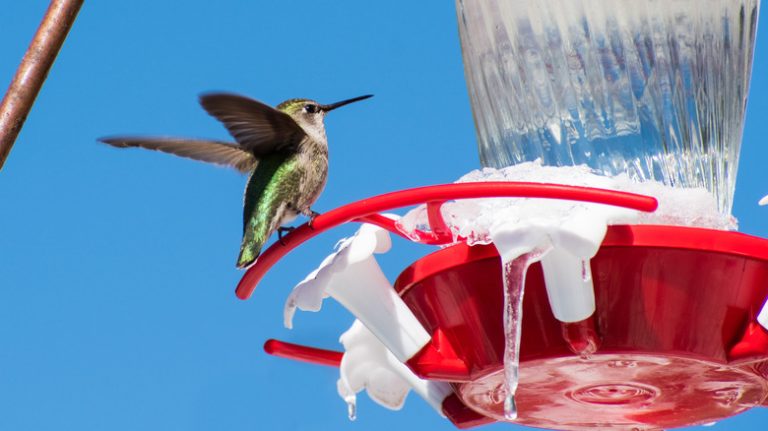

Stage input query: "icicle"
[
  {"left": 337, "top": 378, "right": 358, "bottom": 421},
  {"left": 502, "top": 248, "right": 550, "bottom": 420}
]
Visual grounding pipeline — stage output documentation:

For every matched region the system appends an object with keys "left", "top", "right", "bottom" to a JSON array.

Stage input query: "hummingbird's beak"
[{"left": 320, "top": 94, "right": 373, "bottom": 112}]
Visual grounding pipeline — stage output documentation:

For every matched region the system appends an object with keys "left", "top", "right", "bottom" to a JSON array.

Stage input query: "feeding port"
[{"left": 238, "top": 0, "right": 768, "bottom": 430}]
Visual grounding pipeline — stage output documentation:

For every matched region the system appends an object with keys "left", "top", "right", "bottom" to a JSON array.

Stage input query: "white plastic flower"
[
  {"left": 336, "top": 320, "right": 452, "bottom": 419},
  {"left": 283, "top": 221, "right": 392, "bottom": 329},
  {"left": 337, "top": 320, "right": 412, "bottom": 416}
]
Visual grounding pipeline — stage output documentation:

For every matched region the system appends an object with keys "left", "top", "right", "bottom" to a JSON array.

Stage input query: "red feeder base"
[
  {"left": 394, "top": 225, "right": 768, "bottom": 430},
  {"left": 251, "top": 184, "right": 768, "bottom": 429}
]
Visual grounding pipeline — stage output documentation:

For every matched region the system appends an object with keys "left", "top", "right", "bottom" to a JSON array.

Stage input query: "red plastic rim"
[{"left": 395, "top": 224, "right": 768, "bottom": 295}]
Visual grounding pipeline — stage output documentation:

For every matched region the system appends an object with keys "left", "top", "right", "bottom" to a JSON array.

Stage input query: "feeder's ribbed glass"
[{"left": 457, "top": 0, "right": 760, "bottom": 214}]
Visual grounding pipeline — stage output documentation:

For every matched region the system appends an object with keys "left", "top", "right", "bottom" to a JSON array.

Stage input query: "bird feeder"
[{"left": 238, "top": 1, "right": 768, "bottom": 429}]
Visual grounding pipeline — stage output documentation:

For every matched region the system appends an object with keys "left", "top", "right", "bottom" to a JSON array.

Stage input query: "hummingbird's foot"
[
  {"left": 307, "top": 210, "right": 321, "bottom": 230},
  {"left": 277, "top": 226, "right": 295, "bottom": 245}
]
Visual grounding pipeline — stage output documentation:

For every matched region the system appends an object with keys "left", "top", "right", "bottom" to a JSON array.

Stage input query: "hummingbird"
[{"left": 99, "top": 92, "right": 373, "bottom": 268}]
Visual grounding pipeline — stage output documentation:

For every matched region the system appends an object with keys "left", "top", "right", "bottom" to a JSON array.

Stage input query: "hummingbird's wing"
[
  {"left": 199, "top": 93, "right": 306, "bottom": 157},
  {"left": 98, "top": 137, "right": 257, "bottom": 173}
]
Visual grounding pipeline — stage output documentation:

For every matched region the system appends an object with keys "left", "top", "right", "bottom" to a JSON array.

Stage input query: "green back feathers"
[{"left": 237, "top": 152, "right": 296, "bottom": 268}]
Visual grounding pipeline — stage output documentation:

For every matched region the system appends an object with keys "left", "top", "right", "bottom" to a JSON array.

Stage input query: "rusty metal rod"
[{"left": 0, "top": 0, "right": 84, "bottom": 170}]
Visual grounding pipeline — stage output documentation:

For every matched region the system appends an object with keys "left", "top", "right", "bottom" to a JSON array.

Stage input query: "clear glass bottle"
[{"left": 457, "top": 0, "right": 760, "bottom": 214}]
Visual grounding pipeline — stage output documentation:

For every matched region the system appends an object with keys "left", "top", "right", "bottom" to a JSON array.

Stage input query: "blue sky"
[{"left": 1, "top": 1, "right": 766, "bottom": 430}]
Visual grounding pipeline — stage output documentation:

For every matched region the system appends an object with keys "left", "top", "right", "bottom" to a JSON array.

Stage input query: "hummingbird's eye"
[{"left": 304, "top": 104, "right": 319, "bottom": 114}]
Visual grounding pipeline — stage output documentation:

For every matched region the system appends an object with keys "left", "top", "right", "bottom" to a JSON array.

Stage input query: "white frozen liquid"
[
  {"left": 398, "top": 162, "right": 737, "bottom": 244},
  {"left": 457, "top": 0, "right": 760, "bottom": 214}
]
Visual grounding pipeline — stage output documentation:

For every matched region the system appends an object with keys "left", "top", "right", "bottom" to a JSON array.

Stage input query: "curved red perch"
[{"left": 236, "top": 182, "right": 658, "bottom": 300}]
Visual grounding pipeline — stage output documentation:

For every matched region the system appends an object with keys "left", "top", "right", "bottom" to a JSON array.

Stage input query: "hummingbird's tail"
[
  {"left": 237, "top": 224, "right": 268, "bottom": 268},
  {"left": 237, "top": 204, "right": 294, "bottom": 268},
  {"left": 236, "top": 200, "right": 267, "bottom": 268},
  {"left": 236, "top": 242, "right": 262, "bottom": 269},
  {"left": 236, "top": 202, "right": 285, "bottom": 268}
]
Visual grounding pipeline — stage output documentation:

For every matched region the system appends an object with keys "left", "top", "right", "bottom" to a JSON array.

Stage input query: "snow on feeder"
[{"left": 240, "top": 1, "right": 768, "bottom": 430}]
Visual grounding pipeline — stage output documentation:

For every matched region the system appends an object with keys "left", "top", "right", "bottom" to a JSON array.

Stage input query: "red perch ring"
[{"left": 236, "top": 182, "right": 659, "bottom": 299}]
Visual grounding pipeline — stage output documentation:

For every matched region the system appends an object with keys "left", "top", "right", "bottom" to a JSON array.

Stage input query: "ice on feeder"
[
  {"left": 496, "top": 249, "right": 549, "bottom": 420},
  {"left": 398, "top": 161, "right": 737, "bottom": 243},
  {"left": 337, "top": 320, "right": 453, "bottom": 419},
  {"left": 485, "top": 188, "right": 638, "bottom": 419}
]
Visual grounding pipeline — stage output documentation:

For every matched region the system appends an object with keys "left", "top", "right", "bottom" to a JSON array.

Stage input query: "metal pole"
[{"left": 0, "top": 0, "right": 84, "bottom": 171}]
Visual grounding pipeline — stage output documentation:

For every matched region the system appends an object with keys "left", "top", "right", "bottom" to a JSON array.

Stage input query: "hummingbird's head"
[{"left": 277, "top": 95, "right": 373, "bottom": 143}]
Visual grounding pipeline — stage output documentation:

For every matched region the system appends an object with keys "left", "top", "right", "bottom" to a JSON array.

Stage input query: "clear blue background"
[{"left": 1, "top": 1, "right": 766, "bottom": 430}]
